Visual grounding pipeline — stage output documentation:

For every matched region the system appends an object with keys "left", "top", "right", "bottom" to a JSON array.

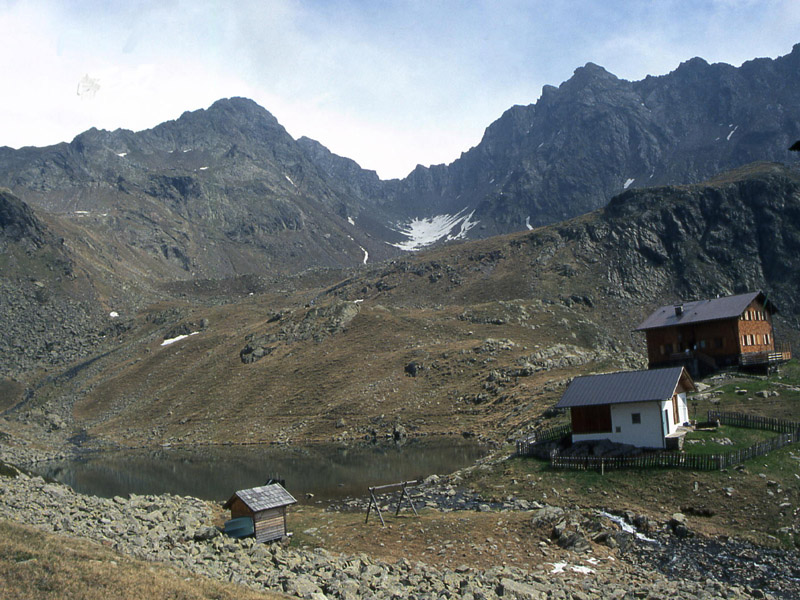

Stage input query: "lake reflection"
[{"left": 34, "top": 438, "right": 485, "bottom": 502}]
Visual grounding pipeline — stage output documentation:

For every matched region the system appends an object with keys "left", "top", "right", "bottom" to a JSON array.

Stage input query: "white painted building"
[{"left": 556, "top": 367, "right": 694, "bottom": 449}]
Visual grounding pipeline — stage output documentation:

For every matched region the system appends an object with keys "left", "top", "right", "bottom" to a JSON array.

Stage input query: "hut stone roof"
[{"left": 224, "top": 483, "right": 297, "bottom": 512}]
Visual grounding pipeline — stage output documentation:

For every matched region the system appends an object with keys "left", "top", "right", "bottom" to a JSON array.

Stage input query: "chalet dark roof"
[
  {"left": 555, "top": 367, "right": 694, "bottom": 409},
  {"left": 223, "top": 483, "right": 297, "bottom": 512},
  {"left": 635, "top": 291, "right": 776, "bottom": 331}
]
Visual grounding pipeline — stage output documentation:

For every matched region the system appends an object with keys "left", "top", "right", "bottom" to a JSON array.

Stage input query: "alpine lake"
[{"left": 31, "top": 437, "right": 487, "bottom": 504}]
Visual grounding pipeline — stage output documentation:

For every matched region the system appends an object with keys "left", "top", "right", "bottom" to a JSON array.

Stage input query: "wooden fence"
[
  {"left": 543, "top": 410, "right": 799, "bottom": 472},
  {"left": 707, "top": 410, "right": 800, "bottom": 434},
  {"left": 515, "top": 424, "right": 571, "bottom": 457},
  {"left": 550, "top": 432, "right": 797, "bottom": 472}
]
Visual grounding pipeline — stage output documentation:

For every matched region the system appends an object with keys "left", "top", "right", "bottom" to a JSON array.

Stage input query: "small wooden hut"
[{"left": 223, "top": 483, "right": 297, "bottom": 543}]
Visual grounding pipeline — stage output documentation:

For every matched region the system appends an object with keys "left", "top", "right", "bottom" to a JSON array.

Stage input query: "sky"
[{"left": 1, "top": 1, "right": 799, "bottom": 179}]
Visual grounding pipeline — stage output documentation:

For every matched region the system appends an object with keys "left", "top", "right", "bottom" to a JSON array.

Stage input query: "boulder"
[{"left": 193, "top": 525, "right": 220, "bottom": 541}]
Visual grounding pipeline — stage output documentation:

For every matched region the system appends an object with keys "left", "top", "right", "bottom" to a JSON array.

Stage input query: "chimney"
[{"left": 675, "top": 305, "right": 684, "bottom": 316}]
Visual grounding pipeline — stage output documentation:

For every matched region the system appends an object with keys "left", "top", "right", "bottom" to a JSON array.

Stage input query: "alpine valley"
[{"left": 2, "top": 44, "right": 800, "bottom": 600}]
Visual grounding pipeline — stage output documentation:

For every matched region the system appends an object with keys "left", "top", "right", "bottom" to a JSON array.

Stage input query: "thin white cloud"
[{"left": 0, "top": 1, "right": 797, "bottom": 178}]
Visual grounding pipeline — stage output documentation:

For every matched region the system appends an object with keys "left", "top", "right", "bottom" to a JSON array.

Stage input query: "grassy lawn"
[
  {"left": 689, "top": 359, "right": 800, "bottom": 421},
  {"left": 683, "top": 425, "right": 776, "bottom": 455}
]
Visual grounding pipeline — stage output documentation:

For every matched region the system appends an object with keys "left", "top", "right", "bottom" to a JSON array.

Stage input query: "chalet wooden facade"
[
  {"left": 555, "top": 367, "right": 695, "bottom": 449},
  {"left": 223, "top": 483, "right": 297, "bottom": 543},
  {"left": 636, "top": 291, "right": 790, "bottom": 375}
]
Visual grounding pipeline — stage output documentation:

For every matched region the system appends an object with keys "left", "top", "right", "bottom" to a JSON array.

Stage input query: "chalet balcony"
[{"left": 739, "top": 342, "right": 792, "bottom": 370}]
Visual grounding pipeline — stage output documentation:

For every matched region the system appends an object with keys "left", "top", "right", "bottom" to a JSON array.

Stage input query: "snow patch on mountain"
[
  {"left": 161, "top": 331, "right": 200, "bottom": 347},
  {"left": 389, "top": 207, "right": 478, "bottom": 251}
]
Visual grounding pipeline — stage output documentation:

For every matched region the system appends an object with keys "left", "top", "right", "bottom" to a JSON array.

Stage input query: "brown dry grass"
[
  {"left": 0, "top": 519, "right": 286, "bottom": 600},
  {"left": 289, "top": 505, "right": 614, "bottom": 572},
  {"left": 68, "top": 290, "right": 629, "bottom": 449}
]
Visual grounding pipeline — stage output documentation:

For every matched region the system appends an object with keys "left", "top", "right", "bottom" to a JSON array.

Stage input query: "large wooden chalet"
[{"left": 636, "top": 291, "right": 790, "bottom": 375}]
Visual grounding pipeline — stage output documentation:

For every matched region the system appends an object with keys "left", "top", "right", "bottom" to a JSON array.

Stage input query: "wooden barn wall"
[
  {"left": 571, "top": 405, "right": 612, "bottom": 434},
  {"left": 254, "top": 507, "right": 287, "bottom": 543},
  {"left": 736, "top": 299, "right": 775, "bottom": 354}
]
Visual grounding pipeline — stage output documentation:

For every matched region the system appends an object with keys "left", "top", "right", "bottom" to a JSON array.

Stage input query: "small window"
[
  {"left": 714, "top": 337, "right": 724, "bottom": 349},
  {"left": 631, "top": 413, "right": 641, "bottom": 424},
  {"left": 765, "top": 333, "right": 771, "bottom": 345},
  {"left": 615, "top": 426, "right": 621, "bottom": 433},
  {"left": 699, "top": 340, "right": 706, "bottom": 349}
]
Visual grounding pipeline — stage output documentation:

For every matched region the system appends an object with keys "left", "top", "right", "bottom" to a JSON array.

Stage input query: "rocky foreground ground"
[{"left": 1, "top": 460, "right": 796, "bottom": 600}]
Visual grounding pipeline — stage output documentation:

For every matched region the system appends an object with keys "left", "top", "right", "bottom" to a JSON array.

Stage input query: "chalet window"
[
  {"left": 765, "top": 333, "right": 771, "bottom": 345},
  {"left": 714, "top": 337, "right": 724, "bottom": 349},
  {"left": 665, "top": 343, "right": 673, "bottom": 354},
  {"left": 742, "top": 335, "right": 747, "bottom": 346},
  {"left": 699, "top": 340, "right": 706, "bottom": 349},
  {"left": 660, "top": 345, "right": 666, "bottom": 355},
  {"left": 631, "top": 413, "right": 641, "bottom": 424}
]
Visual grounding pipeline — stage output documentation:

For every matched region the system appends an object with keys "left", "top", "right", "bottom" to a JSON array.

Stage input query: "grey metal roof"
[
  {"left": 635, "top": 291, "right": 774, "bottom": 331},
  {"left": 555, "top": 367, "right": 694, "bottom": 409},
  {"left": 225, "top": 483, "right": 297, "bottom": 512}
]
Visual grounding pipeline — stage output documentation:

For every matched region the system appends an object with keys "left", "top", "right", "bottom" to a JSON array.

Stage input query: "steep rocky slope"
[
  {"left": 0, "top": 98, "right": 393, "bottom": 281},
  {"left": 302, "top": 44, "right": 800, "bottom": 240},
  {"left": 0, "top": 189, "right": 118, "bottom": 381}
]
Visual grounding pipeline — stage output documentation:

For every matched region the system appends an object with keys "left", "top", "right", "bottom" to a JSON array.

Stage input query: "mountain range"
[{"left": 1, "top": 44, "right": 799, "bottom": 284}]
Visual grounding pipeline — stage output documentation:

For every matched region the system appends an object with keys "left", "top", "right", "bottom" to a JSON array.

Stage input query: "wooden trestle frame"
[{"left": 364, "top": 480, "right": 420, "bottom": 526}]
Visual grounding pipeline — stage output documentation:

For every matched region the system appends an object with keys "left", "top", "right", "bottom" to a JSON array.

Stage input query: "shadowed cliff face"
[
  {"left": 595, "top": 163, "right": 800, "bottom": 310},
  {"left": 0, "top": 189, "right": 45, "bottom": 245}
]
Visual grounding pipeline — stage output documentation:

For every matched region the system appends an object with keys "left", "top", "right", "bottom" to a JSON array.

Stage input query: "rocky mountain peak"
[{"left": 561, "top": 62, "right": 620, "bottom": 90}]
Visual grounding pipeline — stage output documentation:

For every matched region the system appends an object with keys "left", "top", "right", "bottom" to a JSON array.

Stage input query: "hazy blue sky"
[{"left": 2, "top": 1, "right": 798, "bottom": 178}]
